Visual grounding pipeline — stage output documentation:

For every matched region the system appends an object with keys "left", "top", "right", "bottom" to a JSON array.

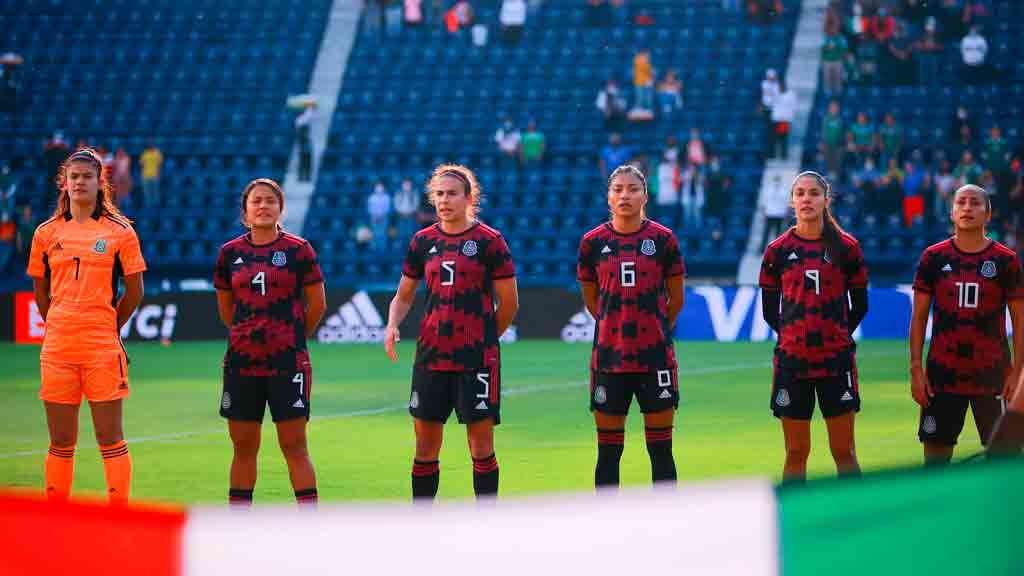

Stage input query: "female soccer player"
[
  {"left": 28, "top": 148, "right": 146, "bottom": 501},
  {"left": 910, "top": 184, "right": 1024, "bottom": 465},
  {"left": 577, "top": 164, "right": 686, "bottom": 489},
  {"left": 214, "top": 178, "right": 327, "bottom": 506},
  {"left": 759, "top": 171, "right": 868, "bottom": 483},
  {"left": 384, "top": 164, "right": 518, "bottom": 501}
]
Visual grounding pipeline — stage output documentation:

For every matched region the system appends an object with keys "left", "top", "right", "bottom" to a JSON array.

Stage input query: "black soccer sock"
[
  {"left": 412, "top": 459, "right": 440, "bottom": 501},
  {"left": 228, "top": 488, "right": 254, "bottom": 508},
  {"left": 472, "top": 453, "right": 499, "bottom": 498},
  {"left": 295, "top": 487, "right": 318, "bottom": 506},
  {"left": 595, "top": 428, "right": 625, "bottom": 489},
  {"left": 645, "top": 426, "right": 677, "bottom": 484},
  {"left": 987, "top": 411, "right": 1024, "bottom": 458}
]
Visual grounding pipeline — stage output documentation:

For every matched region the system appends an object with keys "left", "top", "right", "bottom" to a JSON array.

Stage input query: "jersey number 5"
[
  {"left": 252, "top": 271, "right": 266, "bottom": 295},
  {"left": 441, "top": 260, "right": 456, "bottom": 286}
]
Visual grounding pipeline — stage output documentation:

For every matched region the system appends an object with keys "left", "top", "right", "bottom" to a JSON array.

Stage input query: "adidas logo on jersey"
[
  {"left": 475, "top": 401, "right": 488, "bottom": 410},
  {"left": 316, "top": 291, "right": 386, "bottom": 343},
  {"left": 601, "top": 245, "right": 612, "bottom": 254},
  {"left": 429, "top": 245, "right": 438, "bottom": 254},
  {"left": 234, "top": 257, "right": 244, "bottom": 265},
  {"left": 942, "top": 264, "right": 952, "bottom": 272},
  {"left": 658, "top": 389, "right": 672, "bottom": 399},
  {"left": 293, "top": 398, "right": 305, "bottom": 408},
  {"left": 841, "top": 391, "right": 853, "bottom": 402},
  {"left": 561, "top": 308, "right": 596, "bottom": 342},
  {"left": 787, "top": 252, "right": 799, "bottom": 261},
  {"left": 53, "top": 242, "right": 64, "bottom": 251}
]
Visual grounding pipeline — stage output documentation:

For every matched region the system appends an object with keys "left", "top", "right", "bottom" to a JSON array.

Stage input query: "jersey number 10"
[{"left": 955, "top": 281, "right": 979, "bottom": 308}]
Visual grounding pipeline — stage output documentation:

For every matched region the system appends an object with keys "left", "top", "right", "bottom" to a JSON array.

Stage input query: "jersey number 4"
[{"left": 252, "top": 271, "right": 266, "bottom": 295}]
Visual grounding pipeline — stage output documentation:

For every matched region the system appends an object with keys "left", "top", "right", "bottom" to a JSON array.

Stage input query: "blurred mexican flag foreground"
[{"left": 3, "top": 458, "right": 1022, "bottom": 576}]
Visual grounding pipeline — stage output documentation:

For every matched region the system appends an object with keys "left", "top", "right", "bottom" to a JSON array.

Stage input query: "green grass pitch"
[{"left": 0, "top": 340, "right": 984, "bottom": 505}]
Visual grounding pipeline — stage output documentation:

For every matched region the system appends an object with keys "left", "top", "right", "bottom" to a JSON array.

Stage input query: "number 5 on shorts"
[{"left": 476, "top": 372, "right": 490, "bottom": 399}]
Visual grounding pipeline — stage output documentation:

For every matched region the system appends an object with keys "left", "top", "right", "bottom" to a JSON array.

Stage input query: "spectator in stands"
[
  {"left": 822, "top": 100, "right": 845, "bottom": 177},
  {"left": 870, "top": 6, "right": 895, "bottom": 43},
  {"left": 15, "top": 204, "right": 34, "bottom": 267},
  {"left": 948, "top": 105, "right": 976, "bottom": 152},
  {"left": 821, "top": 19, "right": 849, "bottom": 95},
  {"left": 846, "top": 1, "right": 868, "bottom": 52},
  {"left": 519, "top": 121, "right": 545, "bottom": 166},
  {"left": 883, "top": 21, "right": 915, "bottom": 83},
  {"left": 404, "top": 0, "right": 423, "bottom": 27},
  {"left": 686, "top": 128, "right": 706, "bottom": 174},
  {"left": 705, "top": 155, "right": 728, "bottom": 222},
  {"left": 586, "top": 0, "right": 611, "bottom": 27},
  {"left": 295, "top": 102, "right": 315, "bottom": 182},
  {"left": 982, "top": 125, "right": 1012, "bottom": 192},
  {"left": 902, "top": 157, "right": 929, "bottom": 227},
  {"left": 43, "top": 131, "right": 70, "bottom": 209},
  {"left": 849, "top": 112, "right": 877, "bottom": 163},
  {"left": 960, "top": 26, "right": 990, "bottom": 84},
  {"left": 368, "top": 180, "right": 392, "bottom": 252},
  {"left": 631, "top": 49, "right": 655, "bottom": 115},
  {"left": 393, "top": 177, "right": 419, "bottom": 241},
  {"left": 494, "top": 117, "right": 521, "bottom": 160},
  {"left": 680, "top": 161, "right": 705, "bottom": 229},
  {"left": 855, "top": 34, "right": 880, "bottom": 83},
  {"left": 759, "top": 68, "right": 780, "bottom": 157},
  {"left": 445, "top": 0, "right": 473, "bottom": 34},
  {"left": 655, "top": 148, "right": 680, "bottom": 213},
  {"left": 770, "top": 80, "right": 796, "bottom": 160},
  {"left": 0, "top": 52, "right": 23, "bottom": 114},
  {"left": 954, "top": 150, "right": 983, "bottom": 187},
  {"left": 499, "top": 0, "right": 527, "bottom": 43},
  {"left": 852, "top": 157, "right": 882, "bottom": 219},
  {"left": 140, "top": 140, "right": 163, "bottom": 207},
  {"left": 595, "top": 79, "right": 627, "bottom": 132},
  {"left": 761, "top": 173, "right": 789, "bottom": 248},
  {"left": 880, "top": 157, "right": 905, "bottom": 217},
  {"left": 932, "top": 157, "right": 956, "bottom": 225},
  {"left": 912, "top": 17, "right": 943, "bottom": 85},
  {"left": 112, "top": 147, "right": 133, "bottom": 206},
  {"left": 655, "top": 69, "right": 683, "bottom": 116},
  {"left": 878, "top": 113, "right": 904, "bottom": 167},
  {"left": 599, "top": 133, "right": 632, "bottom": 179}
]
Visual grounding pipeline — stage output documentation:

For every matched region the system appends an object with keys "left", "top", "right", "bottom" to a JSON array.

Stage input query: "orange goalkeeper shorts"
[{"left": 40, "top": 353, "right": 130, "bottom": 405}]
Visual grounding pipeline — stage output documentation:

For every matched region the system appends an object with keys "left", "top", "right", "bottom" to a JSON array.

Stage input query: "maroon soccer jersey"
[
  {"left": 577, "top": 220, "right": 685, "bottom": 373},
  {"left": 759, "top": 228, "right": 868, "bottom": 378},
  {"left": 402, "top": 221, "right": 516, "bottom": 372},
  {"left": 913, "top": 238, "right": 1024, "bottom": 395},
  {"left": 214, "top": 231, "right": 324, "bottom": 376}
]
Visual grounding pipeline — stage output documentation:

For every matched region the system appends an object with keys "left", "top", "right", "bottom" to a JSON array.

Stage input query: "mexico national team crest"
[
  {"left": 980, "top": 260, "right": 997, "bottom": 278},
  {"left": 221, "top": 392, "right": 232, "bottom": 410},
  {"left": 775, "top": 388, "right": 790, "bottom": 407},
  {"left": 93, "top": 238, "right": 107, "bottom": 254},
  {"left": 594, "top": 385, "right": 607, "bottom": 405},
  {"left": 462, "top": 240, "right": 478, "bottom": 257},
  {"left": 272, "top": 251, "right": 287, "bottom": 267},
  {"left": 640, "top": 238, "right": 656, "bottom": 256},
  {"left": 409, "top": 391, "right": 420, "bottom": 409},
  {"left": 922, "top": 415, "right": 937, "bottom": 435}
]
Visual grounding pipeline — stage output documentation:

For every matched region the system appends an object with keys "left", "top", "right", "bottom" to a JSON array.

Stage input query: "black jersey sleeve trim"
[{"left": 402, "top": 272, "right": 423, "bottom": 280}]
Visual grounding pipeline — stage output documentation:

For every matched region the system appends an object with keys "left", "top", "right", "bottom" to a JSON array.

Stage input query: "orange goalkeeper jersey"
[{"left": 27, "top": 211, "right": 146, "bottom": 363}]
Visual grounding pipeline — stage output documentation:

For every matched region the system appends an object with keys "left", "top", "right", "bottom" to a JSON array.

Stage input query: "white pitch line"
[{"left": 0, "top": 353, "right": 898, "bottom": 460}]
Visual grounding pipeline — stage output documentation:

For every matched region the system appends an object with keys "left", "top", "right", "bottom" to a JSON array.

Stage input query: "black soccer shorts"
[
  {"left": 590, "top": 369, "right": 679, "bottom": 415},
  {"left": 918, "top": 392, "right": 1003, "bottom": 446},
  {"left": 220, "top": 360, "right": 312, "bottom": 423},
  {"left": 409, "top": 366, "right": 501, "bottom": 425},
  {"left": 771, "top": 368, "right": 860, "bottom": 420}
]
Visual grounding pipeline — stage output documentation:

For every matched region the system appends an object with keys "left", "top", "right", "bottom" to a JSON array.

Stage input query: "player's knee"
[
  {"left": 785, "top": 443, "right": 810, "bottom": 462},
  {"left": 49, "top": 430, "right": 77, "bottom": 448},
  {"left": 232, "top": 436, "right": 261, "bottom": 459},
  {"left": 278, "top": 436, "right": 308, "bottom": 460},
  {"left": 93, "top": 429, "right": 123, "bottom": 447},
  {"left": 467, "top": 436, "right": 494, "bottom": 459},
  {"left": 829, "top": 440, "right": 857, "bottom": 464},
  {"left": 415, "top": 436, "right": 442, "bottom": 460}
]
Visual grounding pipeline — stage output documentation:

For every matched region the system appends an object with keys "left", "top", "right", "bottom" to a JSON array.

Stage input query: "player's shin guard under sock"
[
  {"left": 988, "top": 411, "right": 1024, "bottom": 458},
  {"left": 472, "top": 453, "right": 499, "bottom": 498},
  {"left": 99, "top": 441, "right": 132, "bottom": 502},
  {"left": 229, "top": 488, "right": 254, "bottom": 508},
  {"left": 45, "top": 445, "right": 75, "bottom": 500},
  {"left": 412, "top": 459, "right": 440, "bottom": 501},
  {"left": 595, "top": 428, "right": 625, "bottom": 488},
  {"left": 645, "top": 426, "right": 677, "bottom": 484},
  {"left": 295, "top": 488, "right": 318, "bottom": 506}
]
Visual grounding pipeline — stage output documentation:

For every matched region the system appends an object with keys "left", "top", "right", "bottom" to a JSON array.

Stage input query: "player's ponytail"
[
  {"left": 52, "top": 147, "right": 132, "bottom": 223},
  {"left": 240, "top": 178, "right": 285, "bottom": 231},
  {"left": 793, "top": 171, "right": 846, "bottom": 267}
]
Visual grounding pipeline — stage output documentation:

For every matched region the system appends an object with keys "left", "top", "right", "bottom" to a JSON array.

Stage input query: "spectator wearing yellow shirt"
[
  {"left": 140, "top": 141, "right": 163, "bottom": 207},
  {"left": 632, "top": 49, "right": 654, "bottom": 113}
]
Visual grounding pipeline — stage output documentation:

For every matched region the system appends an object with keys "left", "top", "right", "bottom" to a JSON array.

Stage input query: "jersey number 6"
[{"left": 621, "top": 261, "right": 636, "bottom": 287}]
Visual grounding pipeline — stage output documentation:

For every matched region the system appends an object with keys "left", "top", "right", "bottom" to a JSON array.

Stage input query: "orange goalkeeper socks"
[
  {"left": 45, "top": 445, "right": 75, "bottom": 500},
  {"left": 100, "top": 440, "right": 132, "bottom": 502}
]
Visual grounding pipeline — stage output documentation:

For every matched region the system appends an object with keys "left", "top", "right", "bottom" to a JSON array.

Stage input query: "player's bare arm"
[
  {"left": 215, "top": 289, "right": 234, "bottom": 327},
  {"left": 32, "top": 276, "right": 51, "bottom": 321},
  {"left": 303, "top": 282, "right": 327, "bottom": 339},
  {"left": 909, "top": 290, "right": 933, "bottom": 407},
  {"left": 580, "top": 281, "right": 598, "bottom": 319},
  {"left": 385, "top": 274, "right": 420, "bottom": 361},
  {"left": 493, "top": 277, "right": 519, "bottom": 336},
  {"left": 1004, "top": 299, "right": 1024, "bottom": 399},
  {"left": 115, "top": 272, "right": 143, "bottom": 330},
  {"left": 666, "top": 275, "right": 684, "bottom": 329}
]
